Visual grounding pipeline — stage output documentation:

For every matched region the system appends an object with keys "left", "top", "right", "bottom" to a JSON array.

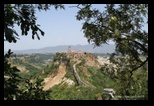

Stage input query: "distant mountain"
[{"left": 4, "top": 44, "right": 115, "bottom": 54}]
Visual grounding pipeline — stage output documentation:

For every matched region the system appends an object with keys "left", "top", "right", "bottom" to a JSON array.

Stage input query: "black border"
[{"left": 2, "top": 1, "right": 150, "bottom": 106}]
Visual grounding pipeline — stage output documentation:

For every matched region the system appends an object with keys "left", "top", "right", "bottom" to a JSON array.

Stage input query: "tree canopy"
[
  {"left": 76, "top": 5, "right": 148, "bottom": 99},
  {"left": 4, "top": 4, "right": 65, "bottom": 100},
  {"left": 4, "top": 4, "right": 65, "bottom": 43},
  {"left": 76, "top": 4, "right": 148, "bottom": 58}
]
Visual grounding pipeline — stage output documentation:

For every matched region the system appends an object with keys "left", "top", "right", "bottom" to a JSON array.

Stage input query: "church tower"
[{"left": 68, "top": 45, "right": 71, "bottom": 53}]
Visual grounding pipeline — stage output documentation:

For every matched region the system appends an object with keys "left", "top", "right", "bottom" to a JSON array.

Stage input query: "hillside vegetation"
[{"left": 8, "top": 51, "right": 147, "bottom": 100}]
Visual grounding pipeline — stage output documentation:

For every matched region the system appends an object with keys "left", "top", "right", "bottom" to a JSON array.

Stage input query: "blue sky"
[
  {"left": 4, "top": 4, "right": 105, "bottom": 51},
  {"left": 4, "top": 4, "right": 148, "bottom": 51}
]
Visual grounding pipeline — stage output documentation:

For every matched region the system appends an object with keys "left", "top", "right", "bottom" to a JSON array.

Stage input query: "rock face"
[
  {"left": 16, "top": 66, "right": 29, "bottom": 73},
  {"left": 43, "top": 63, "right": 66, "bottom": 91},
  {"left": 59, "top": 77, "right": 75, "bottom": 86},
  {"left": 97, "top": 56, "right": 110, "bottom": 65}
]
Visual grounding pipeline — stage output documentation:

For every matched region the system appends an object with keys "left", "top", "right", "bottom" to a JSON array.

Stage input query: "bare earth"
[
  {"left": 43, "top": 63, "right": 66, "bottom": 91},
  {"left": 97, "top": 56, "right": 111, "bottom": 65}
]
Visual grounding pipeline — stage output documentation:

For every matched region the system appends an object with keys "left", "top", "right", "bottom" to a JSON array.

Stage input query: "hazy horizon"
[
  {"left": 5, "top": 43, "right": 115, "bottom": 51},
  {"left": 4, "top": 44, "right": 116, "bottom": 55}
]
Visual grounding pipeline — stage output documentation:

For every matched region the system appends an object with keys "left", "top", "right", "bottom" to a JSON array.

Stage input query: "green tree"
[
  {"left": 4, "top": 4, "right": 65, "bottom": 100},
  {"left": 4, "top": 4, "right": 64, "bottom": 43},
  {"left": 75, "top": 4, "right": 148, "bottom": 99},
  {"left": 4, "top": 49, "right": 21, "bottom": 100}
]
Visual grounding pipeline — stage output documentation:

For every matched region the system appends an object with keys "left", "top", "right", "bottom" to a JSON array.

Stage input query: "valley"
[{"left": 8, "top": 48, "right": 148, "bottom": 100}]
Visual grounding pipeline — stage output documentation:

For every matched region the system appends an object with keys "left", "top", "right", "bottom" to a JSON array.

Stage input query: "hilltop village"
[
  {"left": 54, "top": 46, "right": 100, "bottom": 68},
  {"left": 43, "top": 46, "right": 101, "bottom": 90}
]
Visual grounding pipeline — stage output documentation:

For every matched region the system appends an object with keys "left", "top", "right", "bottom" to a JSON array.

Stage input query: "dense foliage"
[
  {"left": 75, "top": 4, "right": 148, "bottom": 99},
  {"left": 4, "top": 4, "right": 64, "bottom": 100},
  {"left": 4, "top": 50, "right": 50, "bottom": 100}
]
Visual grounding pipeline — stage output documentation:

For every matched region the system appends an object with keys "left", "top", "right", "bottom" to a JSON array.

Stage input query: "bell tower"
[{"left": 68, "top": 45, "right": 71, "bottom": 53}]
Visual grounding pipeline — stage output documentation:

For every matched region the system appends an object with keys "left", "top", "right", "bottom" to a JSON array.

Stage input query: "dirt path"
[
  {"left": 43, "top": 63, "right": 66, "bottom": 91},
  {"left": 73, "top": 61, "right": 90, "bottom": 87}
]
